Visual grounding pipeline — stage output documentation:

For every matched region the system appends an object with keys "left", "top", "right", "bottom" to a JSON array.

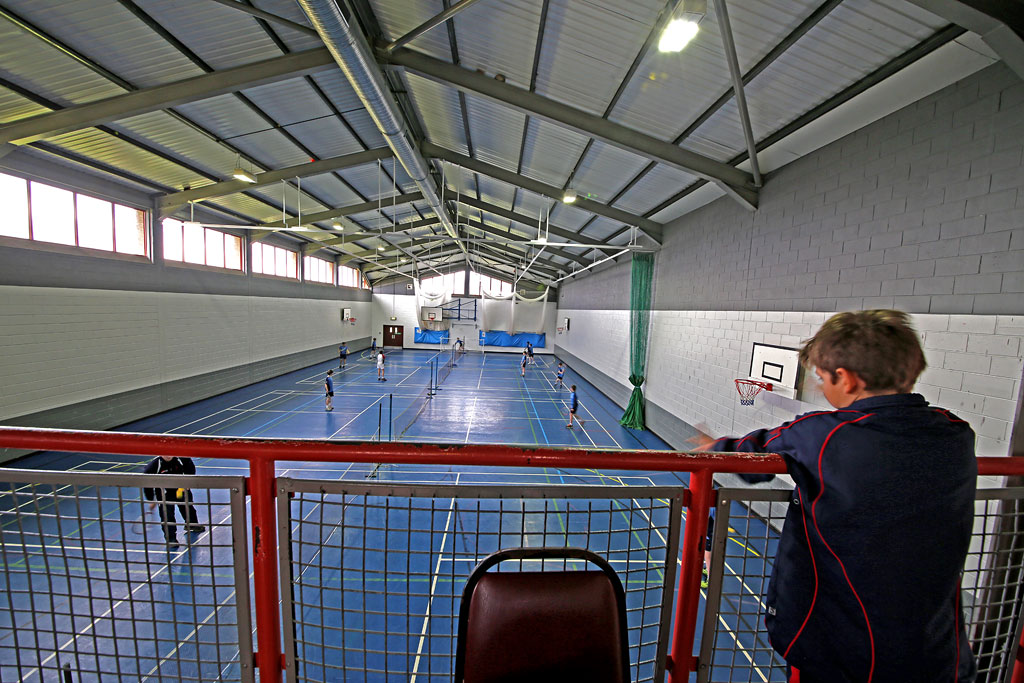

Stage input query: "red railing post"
[
  {"left": 250, "top": 456, "right": 283, "bottom": 683},
  {"left": 668, "top": 468, "right": 713, "bottom": 680},
  {"left": 1012, "top": 621, "right": 1024, "bottom": 683}
]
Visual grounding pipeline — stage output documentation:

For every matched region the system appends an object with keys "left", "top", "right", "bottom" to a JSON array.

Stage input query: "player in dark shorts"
[
  {"left": 520, "top": 350, "right": 528, "bottom": 377},
  {"left": 324, "top": 369, "right": 334, "bottom": 411},
  {"left": 555, "top": 362, "right": 565, "bottom": 388},
  {"left": 526, "top": 341, "right": 535, "bottom": 364},
  {"left": 566, "top": 384, "right": 584, "bottom": 428},
  {"left": 339, "top": 343, "right": 348, "bottom": 369}
]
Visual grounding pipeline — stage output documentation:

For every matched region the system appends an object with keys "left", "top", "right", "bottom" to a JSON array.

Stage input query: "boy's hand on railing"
[{"left": 687, "top": 423, "right": 717, "bottom": 452}]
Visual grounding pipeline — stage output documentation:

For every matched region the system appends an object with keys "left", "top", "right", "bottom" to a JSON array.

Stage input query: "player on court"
[
  {"left": 377, "top": 350, "right": 386, "bottom": 381},
  {"left": 526, "top": 341, "right": 535, "bottom": 364},
  {"left": 371, "top": 337, "right": 377, "bottom": 353},
  {"left": 339, "top": 343, "right": 348, "bottom": 369},
  {"left": 555, "top": 361, "right": 565, "bottom": 388},
  {"left": 143, "top": 455, "right": 204, "bottom": 546},
  {"left": 520, "top": 350, "right": 528, "bottom": 377},
  {"left": 566, "top": 385, "right": 583, "bottom": 428},
  {"left": 324, "top": 369, "right": 334, "bottom": 411}
]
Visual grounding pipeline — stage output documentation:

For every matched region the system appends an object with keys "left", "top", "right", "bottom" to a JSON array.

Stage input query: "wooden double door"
[{"left": 383, "top": 325, "right": 403, "bottom": 347}]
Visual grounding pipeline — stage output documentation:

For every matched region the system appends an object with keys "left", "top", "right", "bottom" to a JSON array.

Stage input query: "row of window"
[
  {"left": 161, "top": 218, "right": 367, "bottom": 287},
  {"left": 1, "top": 172, "right": 516, "bottom": 293},
  {"left": 419, "top": 271, "right": 513, "bottom": 297},
  {"left": 0, "top": 173, "right": 147, "bottom": 255}
]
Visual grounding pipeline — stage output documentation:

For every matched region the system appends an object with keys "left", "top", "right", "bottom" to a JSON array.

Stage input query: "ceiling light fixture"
[
  {"left": 232, "top": 168, "right": 257, "bottom": 183},
  {"left": 232, "top": 155, "right": 257, "bottom": 183},
  {"left": 659, "top": 0, "right": 705, "bottom": 53},
  {"left": 331, "top": 220, "right": 342, "bottom": 230},
  {"left": 562, "top": 188, "right": 577, "bottom": 204}
]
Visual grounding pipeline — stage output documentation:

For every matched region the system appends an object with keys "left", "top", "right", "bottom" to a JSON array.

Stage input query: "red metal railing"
[{"left": 1, "top": 426, "right": 1022, "bottom": 683}]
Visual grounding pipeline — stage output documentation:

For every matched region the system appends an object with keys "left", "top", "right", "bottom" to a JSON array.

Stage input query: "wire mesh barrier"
[
  {"left": 276, "top": 479, "right": 684, "bottom": 683},
  {"left": 0, "top": 428, "right": 1020, "bottom": 683},
  {"left": 0, "top": 469, "right": 252, "bottom": 683},
  {"left": 698, "top": 487, "right": 1024, "bottom": 683}
]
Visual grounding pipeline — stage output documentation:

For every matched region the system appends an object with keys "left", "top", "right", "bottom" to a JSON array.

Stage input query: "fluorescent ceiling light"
[
  {"left": 377, "top": 246, "right": 386, "bottom": 250},
  {"left": 232, "top": 167, "right": 257, "bottom": 183},
  {"left": 659, "top": 19, "right": 699, "bottom": 52},
  {"left": 562, "top": 188, "right": 577, "bottom": 204},
  {"left": 330, "top": 220, "right": 342, "bottom": 230}
]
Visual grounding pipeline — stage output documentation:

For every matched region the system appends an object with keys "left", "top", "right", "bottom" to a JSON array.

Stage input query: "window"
[
  {"left": 162, "top": 218, "right": 243, "bottom": 271},
  {"left": 422, "top": 270, "right": 465, "bottom": 295},
  {"left": 252, "top": 241, "right": 297, "bottom": 279},
  {"left": 338, "top": 265, "right": 365, "bottom": 289},
  {"left": 304, "top": 255, "right": 335, "bottom": 285},
  {"left": 0, "top": 174, "right": 29, "bottom": 239},
  {"left": 468, "top": 271, "right": 511, "bottom": 296},
  {"left": 0, "top": 172, "right": 148, "bottom": 255}
]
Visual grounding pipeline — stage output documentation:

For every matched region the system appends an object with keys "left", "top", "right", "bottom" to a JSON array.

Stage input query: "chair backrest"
[{"left": 455, "top": 547, "right": 630, "bottom": 683}]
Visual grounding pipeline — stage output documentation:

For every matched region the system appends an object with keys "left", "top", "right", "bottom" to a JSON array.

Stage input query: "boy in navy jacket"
[{"left": 704, "top": 310, "right": 977, "bottom": 682}]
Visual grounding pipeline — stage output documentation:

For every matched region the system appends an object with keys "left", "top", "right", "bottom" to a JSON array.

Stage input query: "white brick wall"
[
  {"left": 559, "top": 307, "right": 1022, "bottom": 457},
  {"left": 0, "top": 285, "right": 371, "bottom": 420}
]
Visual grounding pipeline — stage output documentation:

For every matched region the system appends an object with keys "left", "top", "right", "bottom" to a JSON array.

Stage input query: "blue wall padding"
[
  {"left": 479, "top": 331, "right": 546, "bottom": 347},
  {"left": 414, "top": 328, "right": 450, "bottom": 344}
]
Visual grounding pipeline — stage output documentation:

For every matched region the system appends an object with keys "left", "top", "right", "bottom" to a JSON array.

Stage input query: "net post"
[
  {"left": 250, "top": 456, "right": 283, "bottom": 683},
  {"left": 668, "top": 468, "right": 714, "bottom": 681},
  {"left": 389, "top": 393, "right": 393, "bottom": 441},
  {"left": 1013, "top": 625, "right": 1024, "bottom": 683}
]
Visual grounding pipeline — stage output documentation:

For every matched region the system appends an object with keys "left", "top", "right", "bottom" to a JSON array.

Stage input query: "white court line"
[
  {"left": 166, "top": 391, "right": 281, "bottom": 433},
  {"left": 409, "top": 473, "right": 459, "bottom": 683},
  {"left": 328, "top": 398, "right": 389, "bottom": 439},
  {"left": 175, "top": 392, "right": 297, "bottom": 435},
  {"left": 19, "top": 505, "right": 234, "bottom": 682},
  {"left": 464, "top": 396, "right": 477, "bottom": 443}
]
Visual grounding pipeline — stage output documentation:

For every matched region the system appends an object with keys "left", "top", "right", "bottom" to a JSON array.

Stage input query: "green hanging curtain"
[{"left": 620, "top": 252, "right": 654, "bottom": 429}]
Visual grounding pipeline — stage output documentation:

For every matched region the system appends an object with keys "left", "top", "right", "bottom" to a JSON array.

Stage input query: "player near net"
[{"left": 697, "top": 310, "right": 977, "bottom": 682}]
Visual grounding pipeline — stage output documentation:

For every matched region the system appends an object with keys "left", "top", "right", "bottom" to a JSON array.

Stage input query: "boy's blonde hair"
[{"left": 799, "top": 309, "right": 926, "bottom": 392}]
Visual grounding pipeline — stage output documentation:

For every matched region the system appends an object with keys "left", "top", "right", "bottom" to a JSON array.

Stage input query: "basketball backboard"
[{"left": 749, "top": 343, "right": 801, "bottom": 399}]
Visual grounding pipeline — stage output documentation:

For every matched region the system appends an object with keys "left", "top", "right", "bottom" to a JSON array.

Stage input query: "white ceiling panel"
[
  {"left": 520, "top": 118, "right": 590, "bottom": 187},
  {"left": 405, "top": 74, "right": 468, "bottom": 154}
]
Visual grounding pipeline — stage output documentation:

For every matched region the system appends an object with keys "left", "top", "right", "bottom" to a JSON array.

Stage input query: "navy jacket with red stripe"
[{"left": 712, "top": 393, "right": 977, "bottom": 682}]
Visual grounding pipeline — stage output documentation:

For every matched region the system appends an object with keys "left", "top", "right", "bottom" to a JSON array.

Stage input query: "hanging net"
[{"left": 620, "top": 252, "right": 653, "bottom": 430}]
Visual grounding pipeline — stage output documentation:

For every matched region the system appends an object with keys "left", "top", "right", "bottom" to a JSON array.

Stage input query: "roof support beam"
[
  {"left": 157, "top": 148, "right": 392, "bottom": 215},
  {"left": 460, "top": 218, "right": 588, "bottom": 267},
  {"left": 904, "top": 0, "right": 1024, "bottom": 80},
  {"left": 453, "top": 194, "right": 604, "bottom": 248},
  {"left": 384, "top": 0, "right": 485, "bottom": 53},
  {"left": 260, "top": 192, "right": 425, "bottom": 228},
  {"left": 0, "top": 48, "right": 337, "bottom": 145},
  {"left": 714, "top": 0, "right": 762, "bottom": 188},
  {"left": 426, "top": 143, "right": 662, "bottom": 243},
  {"left": 387, "top": 48, "right": 757, "bottom": 211},
  {"left": 312, "top": 217, "right": 442, "bottom": 248}
]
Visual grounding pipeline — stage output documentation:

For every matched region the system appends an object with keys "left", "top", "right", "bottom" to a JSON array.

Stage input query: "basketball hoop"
[
  {"left": 428, "top": 313, "right": 436, "bottom": 321},
  {"left": 735, "top": 379, "right": 773, "bottom": 406},
  {"left": 349, "top": 317, "right": 356, "bottom": 324}
]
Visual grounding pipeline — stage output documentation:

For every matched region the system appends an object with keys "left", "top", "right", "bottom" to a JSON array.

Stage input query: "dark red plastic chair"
[{"left": 455, "top": 547, "right": 631, "bottom": 683}]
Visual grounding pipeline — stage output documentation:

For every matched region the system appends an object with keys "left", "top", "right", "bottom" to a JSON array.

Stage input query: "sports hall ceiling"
[{"left": 0, "top": 0, "right": 1017, "bottom": 288}]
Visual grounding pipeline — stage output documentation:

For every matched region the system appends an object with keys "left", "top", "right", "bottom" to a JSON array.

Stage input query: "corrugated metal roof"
[
  {"left": 520, "top": 118, "right": 590, "bottom": 186},
  {"left": 533, "top": 0, "right": 664, "bottom": 115},
  {"left": 685, "top": 0, "right": 949, "bottom": 161},
  {"left": 132, "top": 0, "right": 284, "bottom": 70},
  {"left": 0, "top": 0, "right": 981, "bottom": 277},
  {"left": 569, "top": 139, "right": 653, "bottom": 205},
  {"left": 404, "top": 73, "right": 468, "bottom": 154},
  {"left": 465, "top": 94, "right": 528, "bottom": 171},
  {"left": 0, "top": 18, "right": 126, "bottom": 107},
  {"left": 2, "top": 0, "right": 203, "bottom": 88}
]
